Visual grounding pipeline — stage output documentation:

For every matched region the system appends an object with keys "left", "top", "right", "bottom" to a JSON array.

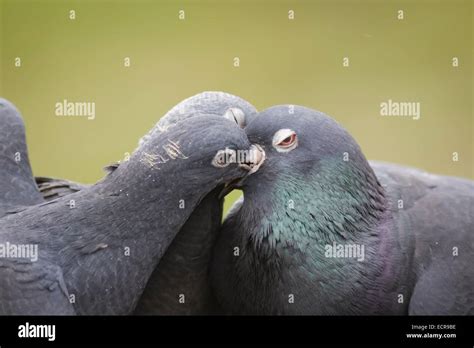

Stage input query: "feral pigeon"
[
  {"left": 134, "top": 92, "right": 258, "bottom": 314},
  {"left": 211, "top": 105, "right": 474, "bottom": 315},
  {"left": 33, "top": 92, "right": 259, "bottom": 314},
  {"left": 0, "top": 114, "right": 262, "bottom": 314}
]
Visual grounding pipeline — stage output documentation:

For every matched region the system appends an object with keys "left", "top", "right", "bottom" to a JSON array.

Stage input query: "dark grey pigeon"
[
  {"left": 0, "top": 114, "right": 261, "bottom": 314},
  {"left": 0, "top": 99, "right": 43, "bottom": 217},
  {"left": 134, "top": 91, "right": 258, "bottom": 314},
  {"left": 32, "top": 92, "right": 259, "bottom": 314},
  {"left": 211, "top": 105, "right": 474, "bottom": 315}
]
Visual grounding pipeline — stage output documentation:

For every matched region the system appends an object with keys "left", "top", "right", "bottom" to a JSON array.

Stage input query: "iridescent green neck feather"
[{"left": 241, "top": 158, "right": 387, "bottom": 257}]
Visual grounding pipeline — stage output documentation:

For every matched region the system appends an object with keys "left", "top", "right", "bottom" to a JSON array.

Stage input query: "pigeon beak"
[
  {"left": 238, "top": 144, "right": 265, "bottom": 175},
  {"left": 219, "top": 144, "right": 265, "bottom": 199}
]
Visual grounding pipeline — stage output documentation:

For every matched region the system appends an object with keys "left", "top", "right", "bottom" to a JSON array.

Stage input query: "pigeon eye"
[
  {"left": 279, "top": 134, "right": 296, "bottom": 146},
  {"left": 223, "top": 108, "right": 246, "bottom": 128},
  {"left": 272, "top": 129, "right": 298, "bottom": 153}
]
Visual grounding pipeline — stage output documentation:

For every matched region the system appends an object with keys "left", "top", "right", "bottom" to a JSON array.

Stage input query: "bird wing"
[
  {"left": 35, "top": 176, "right": 89, "bottom": 201},
  {"left": 370, "top": 161, "right": 474, "bottom": 315},
  {"left": 0, "top": 258, "right": 75, "bottom": 314},
  {"left": 0, "top": 99, "right": 75, "bottom": 314},
  {"left": 0, "top": 99, "right": 43, "bottom": 218}
]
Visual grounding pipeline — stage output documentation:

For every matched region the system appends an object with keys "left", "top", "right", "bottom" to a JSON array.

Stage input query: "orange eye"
[
  {"left": 272, "top": 129, "right": 298, "bottom": 152},
  {"left": 278, "top": 133, "right": 296, "bottom": 147}
]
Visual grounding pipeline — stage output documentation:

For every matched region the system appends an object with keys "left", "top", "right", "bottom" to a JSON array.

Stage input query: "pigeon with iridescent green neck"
[{"left": 211, "top": 105, "right": 474, "bottom": 315}]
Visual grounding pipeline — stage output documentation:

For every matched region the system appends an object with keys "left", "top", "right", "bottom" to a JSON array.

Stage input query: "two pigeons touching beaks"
[{"left": 0, "top": 92, "right": 472, "bottom": 315}]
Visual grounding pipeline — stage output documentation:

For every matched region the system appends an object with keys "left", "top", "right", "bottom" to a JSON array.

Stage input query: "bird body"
[{"left": 3, "top": 96, "right": 470, "bottom": 315}]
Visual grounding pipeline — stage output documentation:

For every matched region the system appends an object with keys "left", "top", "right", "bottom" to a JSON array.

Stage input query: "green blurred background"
[{"left": 1, "top": 0, "right": 472, "bottom": 210}]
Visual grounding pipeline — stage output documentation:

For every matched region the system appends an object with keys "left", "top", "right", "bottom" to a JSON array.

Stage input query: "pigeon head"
[
  {"left": 243, "top": 105, "right": 372, "bottom": 185},
  {"left": 238, "top": 105, "right": 386, "bottom": 246},
  {"left": 139, "top": 91, "right": 258, "bottom": 147},
  {"left": 128, "top": 114, "right": 264, "bottom": 189},
  {"left": 210, "top": 105, "right": 389, "bottom": 315}
]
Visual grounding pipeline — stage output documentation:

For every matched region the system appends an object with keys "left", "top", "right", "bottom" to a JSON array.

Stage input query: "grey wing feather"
[
  {"left": 0, "top": 258, "right": 75, "bottom": 315},
  {"left": 35, "top": 176, "right": 89, "bottom": 201},
  {"left": 0, "top": 99, "right": 43, "bottom": 218},
  {"left": 370, "top": 161, "right": 474, "bottom": 315}
]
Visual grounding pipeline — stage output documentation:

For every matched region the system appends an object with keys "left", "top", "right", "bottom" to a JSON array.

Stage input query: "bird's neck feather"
[
  {"left": 47, "top": 157, "right": 217, "bottom": 313},
  {"left": 242, "top": 158, "right": 387, "bottom": 250},
  {"left": 234, "top": 158, "right": 392, "bottom": 313},
  {"left": 80, "top": 158, "right": 215, "bottom": 262}
]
